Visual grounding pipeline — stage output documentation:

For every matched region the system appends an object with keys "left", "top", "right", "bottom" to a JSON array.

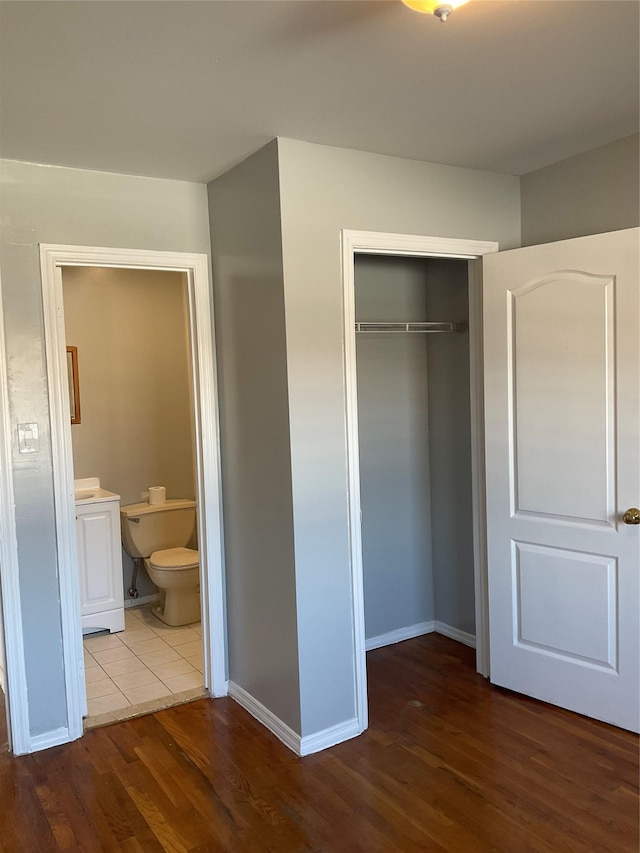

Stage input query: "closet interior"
[{"left": 355, "top": 254, "right": 476, "bottom": 652}]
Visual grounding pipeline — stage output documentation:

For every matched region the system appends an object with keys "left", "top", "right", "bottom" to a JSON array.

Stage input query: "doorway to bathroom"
[
  {"left": 63, "top": 265, "right": 209, "bottom": 726},
  {"left": 40, "top": 245, "right": 226, "bottom": 746}
]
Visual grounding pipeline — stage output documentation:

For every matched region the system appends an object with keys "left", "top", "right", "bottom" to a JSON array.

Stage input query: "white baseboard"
[
  {"left": 228, "top": 681, "right": 362, "bottom": 757},
  {"left": 124, "top": 594, "right": 159, "bottom": 609},
  {"left": 365, "top": 621, "right": 435, "bottom": 651},
  {"left": 228, "top": 681, "right": 301, "bottom": 755},
  {"left": 434, "top": 621, "right": 476, "bottom": 648},
  {"left": 365, "top": 620, "right": 476, "bottom": 651},
  {"left": 29, "top": 726, "right": 71, "bottom": 753},
  {"left": 300, "top": 717, "right": 361, "bottom": 756}
]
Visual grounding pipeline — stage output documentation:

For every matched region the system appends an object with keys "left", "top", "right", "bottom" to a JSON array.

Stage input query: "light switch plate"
[{"left": 18, "top": 422, "right": 39, "bottom": 454}]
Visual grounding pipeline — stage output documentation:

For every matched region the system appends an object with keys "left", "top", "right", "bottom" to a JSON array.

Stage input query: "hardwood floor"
[{"left": 0, "top": 635, "right": 637, "bottom": 851}]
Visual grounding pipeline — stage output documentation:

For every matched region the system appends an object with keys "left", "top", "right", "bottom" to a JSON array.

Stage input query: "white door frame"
[
  {"left": 39, "top": 244, "right": 227, "bottom": 748},
  {"left": 0, "top": 274, "right": 31, "bottom": 755},
  {"left": 341, "top": 230, "right": 498, "bottom": 732}
]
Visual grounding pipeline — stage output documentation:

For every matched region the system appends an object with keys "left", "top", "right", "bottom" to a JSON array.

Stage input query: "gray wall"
[
  {"left": 277, "top": 138, "right": 520, "bottom": 736},
  {"left": 207, "top": 141, "right": 301, "bottom": 732},
  {"left": 355, "top": 256, "right": 434, "bottom": 639},
  {"left": 521, "top": 133, "right": 640, "bottom": 246},
  {"left": 425, "top": 259, "right": 475, "bottom": 635},
  {"left": 0, "top": 158, "right": 211, "bottom": 737}
]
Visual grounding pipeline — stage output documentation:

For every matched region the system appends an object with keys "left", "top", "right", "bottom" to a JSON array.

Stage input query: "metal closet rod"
[{"left": 355, "top": 321, "right": 467, "bottom": 334}]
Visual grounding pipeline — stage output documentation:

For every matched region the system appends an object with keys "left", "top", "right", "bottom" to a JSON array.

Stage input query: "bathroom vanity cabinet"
[{"left": 75, "top": 490, "right": 125, "bottom": 633}]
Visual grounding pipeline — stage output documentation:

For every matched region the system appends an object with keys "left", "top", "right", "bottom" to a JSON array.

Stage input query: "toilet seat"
[{"left": 148, "top": 546, "right": 199, "bottom": 571}]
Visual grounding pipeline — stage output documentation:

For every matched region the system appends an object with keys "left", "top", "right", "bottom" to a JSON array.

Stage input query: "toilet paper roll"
[{"left": 148, "top": 486, "right": 166, "bottom": 506}]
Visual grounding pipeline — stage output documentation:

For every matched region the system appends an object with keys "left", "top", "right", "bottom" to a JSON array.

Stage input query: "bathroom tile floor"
[{"left": 83, "top": 605, "right": 205, "bottom": 723}]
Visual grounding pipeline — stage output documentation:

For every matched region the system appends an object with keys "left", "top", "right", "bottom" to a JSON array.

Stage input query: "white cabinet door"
[
  {"left": 76, "top": 501, "right": 124, "bottom": 632},
  {"left": 483, "top": 228, "right": 639, "bottom": 732}
]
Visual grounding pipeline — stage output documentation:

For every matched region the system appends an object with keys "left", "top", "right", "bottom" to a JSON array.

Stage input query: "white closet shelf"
[{"left": 355, "top": 321, "right": 467, "bottom": 334}]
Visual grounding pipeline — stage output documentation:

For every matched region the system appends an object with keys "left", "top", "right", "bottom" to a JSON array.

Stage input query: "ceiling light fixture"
[{"left": 401, "top": 0, "right": 470, "bottom": 23}]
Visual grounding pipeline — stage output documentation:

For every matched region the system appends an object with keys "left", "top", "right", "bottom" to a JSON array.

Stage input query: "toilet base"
[{"left": 152, "top": 588, "right": 201, "bottom": 627}]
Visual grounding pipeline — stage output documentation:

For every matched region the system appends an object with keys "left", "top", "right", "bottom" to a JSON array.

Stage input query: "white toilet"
[{"left": 120, "top": 499, "right": 200, "bottom": 626}]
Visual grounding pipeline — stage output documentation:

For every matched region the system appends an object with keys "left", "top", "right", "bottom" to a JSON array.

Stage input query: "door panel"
[
  {"left": 511, "top": 273, "right": 614, "bottom": 523},
  {"left": 514, "top": 541, "right": 616, "bottom": 670},
  {"left": 484, "top": 228, "right": 639, "bottom": 732}
]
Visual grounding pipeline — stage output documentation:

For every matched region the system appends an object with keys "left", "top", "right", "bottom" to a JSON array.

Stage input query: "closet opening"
[
  {"left": 341, "top": 230, "right": 497, "bottom": 734},
  {"left": 355, "top": 254, "right": 476, "bottom": 660},
  {"left": 62, "top": 266, "right": 206, "bottom": 728}
]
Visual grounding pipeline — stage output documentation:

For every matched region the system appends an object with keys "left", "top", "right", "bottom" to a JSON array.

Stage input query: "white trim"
[
  {"left": 366, "top": 621, "right": 476, "bottom": 652},
  {"left": 365, "top": 621, "right": 435, "bottom": 651},
  {"left": 228, "top": 681, "right": 360, "bottom": 758},
  {"left": 29, "top": 726, "right": 70, "bottom": 752},
  {"left": 365, "top": 620, "right": 476, "bottom": 652},
  {"left": 341, "top": 234, "right": 369, "bottom": 736},
  {"left": 299, "top": 718, "right": 360, "bottom": 756},
  {"left": 0, "top": 274, "right": 31, "bottom": 755},
  {"left": 185, "top": 253, "right": 228, "bottom": 699},
  {"left": 41, "top": 246, "right": 95, "bottom": 734},
  {"left": 39, "top": 245, "right": 227, "bottom": 750},
  {"left": 341, "top": 230, "right": 498, "bottom": 734},
  {"left": 434, "top": 621, "right": 477, "bottom": 649},
  {"left": 343, "top": 231, "right": 498, "bottom": 260},
  {"left": 468, "top": 261, "right": 490, "bottom": 676},
  {"left": 228, "top": 681, "right": 301, "bottom": 755}
]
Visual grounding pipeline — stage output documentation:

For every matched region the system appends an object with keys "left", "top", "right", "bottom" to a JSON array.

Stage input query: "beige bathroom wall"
[{"left": 62, "top": 267, "right": 195, "bottom": 507}]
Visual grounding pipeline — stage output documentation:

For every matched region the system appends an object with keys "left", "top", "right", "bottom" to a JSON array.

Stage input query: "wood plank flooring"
[{"left": 0, "top": 635, "right": 637, "bottom": 851}]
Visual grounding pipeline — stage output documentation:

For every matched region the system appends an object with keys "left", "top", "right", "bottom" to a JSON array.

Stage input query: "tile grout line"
[{"left": 83, "top": 604, "right": 204, "bottom": 718}]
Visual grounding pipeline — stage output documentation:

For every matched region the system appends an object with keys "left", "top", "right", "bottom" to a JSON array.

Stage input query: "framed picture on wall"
[{"left": 66, "top": 346, "right": 81, "bottom": 424}]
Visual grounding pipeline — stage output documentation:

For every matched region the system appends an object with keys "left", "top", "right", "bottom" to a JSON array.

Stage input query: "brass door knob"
[{"left": 623, "top": 507, "right": 640, "bottom": 525}]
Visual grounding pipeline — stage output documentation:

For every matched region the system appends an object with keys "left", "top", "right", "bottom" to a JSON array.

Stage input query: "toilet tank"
[{"left": 120, "top": 499, "right": 196, "bottom": 558}]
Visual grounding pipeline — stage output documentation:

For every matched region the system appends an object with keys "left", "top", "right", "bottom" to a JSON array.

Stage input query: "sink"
[{"left": 73, "top": 477, "right": 121, "bottom": 505}]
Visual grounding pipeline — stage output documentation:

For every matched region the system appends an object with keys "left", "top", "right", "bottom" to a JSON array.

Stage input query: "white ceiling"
[{"left": 0, "top": 1, "right": 638, "bottom": 182}]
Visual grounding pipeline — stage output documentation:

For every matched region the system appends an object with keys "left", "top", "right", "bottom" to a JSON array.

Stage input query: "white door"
[{"left": 483, "top": 228, "right": 639, "bottom": 732}]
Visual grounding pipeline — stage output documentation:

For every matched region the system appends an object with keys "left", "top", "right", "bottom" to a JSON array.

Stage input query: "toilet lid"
[{"left": 149, "top": 547, "right": 199, "bottom": 570}]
